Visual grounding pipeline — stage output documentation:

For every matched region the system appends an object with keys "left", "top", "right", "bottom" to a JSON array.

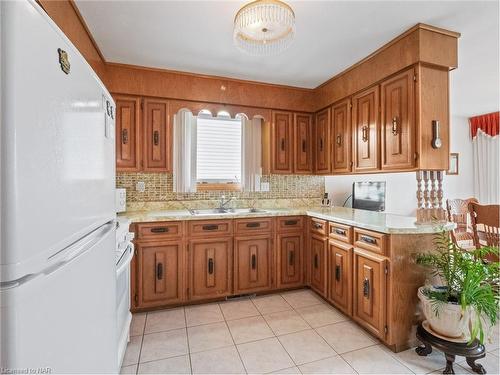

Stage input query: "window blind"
[{"left": 196, "top": 116, "right": 242, "bottom": 182}]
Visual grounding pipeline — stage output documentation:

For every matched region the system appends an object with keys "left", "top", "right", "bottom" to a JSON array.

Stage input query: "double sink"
[{"left": 148, "top": 207, "right": 271, "bottom": 218}]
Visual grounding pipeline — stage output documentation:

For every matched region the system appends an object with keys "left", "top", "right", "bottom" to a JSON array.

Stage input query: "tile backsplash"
[{"left": 116, "top": 173, "right": 325, "bottom": 210}]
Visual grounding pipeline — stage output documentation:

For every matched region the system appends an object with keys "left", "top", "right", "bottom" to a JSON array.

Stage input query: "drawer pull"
[
  {"left": 284, "top": 220, "right": 298, "bottom": 226},
  {"left": 362, "top": 126, "right": 368, "bottom": 142},
  {"left": 202, "top": 224, "right": 219, "bottom": 231},
  {"left": 363, "top": 278, "right": 370, "bottom": 298},
  {"left": 208, "top": 258, "right": 214, "bottom": 275},
  {"left": 336, "top": 134, "right": 342, "bottom": 146},
  {"left": 153, "top": 130, "right": 159, "bottom": 146},
  {"left": 156, "top": 262, "right": 163, "bottom": 280},
  {"left": 319, "top": 138, "right": 324, "bottom": 151},
  {"left": 334, "top": 228, "right": 346, "bottom": 236},
  {"left": 313, "top": 223, "right": 322, "bottom": 229},
  {"left": 335, "top": 265, "right": 341, "bottom": 281},
  {"left": 288, "top": 250, "right": 295, "bottom": 266},
  {"left": 314, "top": 254, "right": 318, "bottom": 269},
  {"left": 246, "top": 222, "right": 261, "bottom": 228},
  {"left": 121, "top": 129, "right": 128, "bottom": 144},
  {"left": 150, "top": 227, "right": 169, "bottom": 233},
  {"left": 251, "top": 254, "right": 257, "bottom": 269},
  {"left": 302, "top": 140, "right": 306, "bottom": 152},
  {"left": 392, "top": 116, "right": 399, "bottom": 135},
  {"left": 281, "top": 138, "right": 285, "bottom": 151},
  {"left": 360, "top": 235, "right": 376, "bottom": 245}
]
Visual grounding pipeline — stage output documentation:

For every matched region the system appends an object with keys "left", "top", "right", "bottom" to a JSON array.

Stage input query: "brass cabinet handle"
[
  {"left": 153, "top": 130, "right": 159, "bottom": 146},
  {"left": 289, "top": 250, "right": 295, "bottom": 266},
  {"left": 336, "top": 134, "right": 342, "bottom": 146},
  {"left": 280, "top": 138, "right": 285, "bottom": 151},
  {"left": 121, "top": 129, "right": 128, "bottom": 145},
  {"left": 202, "top": 224, "right": 219, "bottom": 231},
  {"left": 246, "top": 222, "right": 261, "bottom": 228},
  {"left": 284, "top": 220, "right": 298, "bottom": 226},
  {"left": 335, "top": 265, "right": 341, "bottom": 281},
  {"left": 314, "top": 253, "right": 319, "bottom": 269},
  {"left": 363, "top": 278, "right": 370, "bottom": 298},
  {"left": 360, "top": 235, "right": 376, "bottom": 244},
  {"left": 151, "top": 227, "right": 169, "bottom": 233},
  {"left": 362, "top": 126, "right": 368, "bottom": 142},
  {"left": 302, "top": 140, "right": 306, "bottom": 152},
  {"left": 313, "top": 223, "right": 322, "bottom": 229},
  {"left": 156, "top": 263, "right": 163, "bottom": 280},
  {"left": 251, "top": 254, "right": 257, "bottom": 269},
  {"left": 392, "top": 117, "right": 399, "bottom": 135},
  {"left": 208, "top": 258, "right": 214, "bottom": 275},
  {"left": 334, "top": 228, "right": 346, "bottom": 236}
]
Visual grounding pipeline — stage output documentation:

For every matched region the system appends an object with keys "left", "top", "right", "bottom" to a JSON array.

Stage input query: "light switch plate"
[
  {"left": 136, "top": 181, "right": 146, "bottom": 192},
  {"left": 260, "top": 182, "right": 270, "bottom": 192}
]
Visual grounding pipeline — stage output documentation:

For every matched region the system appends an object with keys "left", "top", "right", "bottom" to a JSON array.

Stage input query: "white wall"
[{"left": 325, "top": 115, "right": 475, "bottom": 216}]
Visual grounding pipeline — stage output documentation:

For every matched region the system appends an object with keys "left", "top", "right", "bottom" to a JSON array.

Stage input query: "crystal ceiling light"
[{"left": 233, "top": 0, "right": 295, "bottom": 56}]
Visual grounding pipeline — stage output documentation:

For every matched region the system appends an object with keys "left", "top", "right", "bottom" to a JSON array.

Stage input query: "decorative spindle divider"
[{"left": 416, "top": 171, "right": 447, "bottom": 224}]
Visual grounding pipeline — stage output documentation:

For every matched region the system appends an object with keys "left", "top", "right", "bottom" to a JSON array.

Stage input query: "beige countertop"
[{"left": 120, "top": 206, "right": 454, "bottom": 235}]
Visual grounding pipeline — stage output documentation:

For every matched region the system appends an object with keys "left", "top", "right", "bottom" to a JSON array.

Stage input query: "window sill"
[{"left": 197, "top": 183, "right": 241, "bottom": 192}]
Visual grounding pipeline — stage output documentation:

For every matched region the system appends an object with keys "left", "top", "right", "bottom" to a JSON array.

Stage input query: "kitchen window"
[{"left": 196, "top": 115, "right": 242, "bottom": 191}]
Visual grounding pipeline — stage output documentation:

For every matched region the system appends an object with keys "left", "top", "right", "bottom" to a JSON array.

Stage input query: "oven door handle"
[{"left": 116, "top": 244, "right": 134, "bottom": 276}]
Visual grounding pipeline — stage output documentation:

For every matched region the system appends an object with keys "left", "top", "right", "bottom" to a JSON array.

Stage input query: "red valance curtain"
[{"left": 469, "top": 111, "right": 499, "bottom": 138}]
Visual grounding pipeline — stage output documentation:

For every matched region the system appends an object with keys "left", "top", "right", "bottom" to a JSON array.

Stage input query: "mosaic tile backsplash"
[{"left": 116, "top": 173, "right": 325, "bottom": 209}]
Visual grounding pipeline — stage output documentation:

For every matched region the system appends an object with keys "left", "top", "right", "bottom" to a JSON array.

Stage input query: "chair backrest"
[
  {"left": 446, "top": 198, "right": 478, "bottom": 233},
  {"left": 468, "top": 202, "right": 500, "bottom": 255}
]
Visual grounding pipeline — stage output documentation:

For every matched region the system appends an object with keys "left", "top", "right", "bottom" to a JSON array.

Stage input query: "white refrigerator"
[{"left": 0, "top": 0, "right": 118, "bottom": 372}]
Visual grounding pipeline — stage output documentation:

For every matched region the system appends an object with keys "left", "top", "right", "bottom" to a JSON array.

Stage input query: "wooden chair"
[
  {"left": 468, "top": 202, "right": 499, "bottom": 262},
  {"left": 446, "top": 198, "right": 478, "bottom": 247}
]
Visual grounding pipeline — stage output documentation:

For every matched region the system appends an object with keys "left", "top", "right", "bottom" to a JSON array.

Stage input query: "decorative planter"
[{"left": 418, "top": 286, "right": 471, "bottom": 339}]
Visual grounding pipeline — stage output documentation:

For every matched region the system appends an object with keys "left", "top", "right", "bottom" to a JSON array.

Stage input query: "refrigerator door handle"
[{"left": 116, "top": 244, "right": 134, "bottom": 276}]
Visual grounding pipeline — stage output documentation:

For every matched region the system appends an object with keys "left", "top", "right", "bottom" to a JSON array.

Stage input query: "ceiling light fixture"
[{"left": 233, "top": 0, "right": 295, "bottom": 56}]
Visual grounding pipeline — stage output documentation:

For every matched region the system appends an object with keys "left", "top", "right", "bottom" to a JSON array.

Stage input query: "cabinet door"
[
  {"left": 294, "top": 113, "right": 313, "bottom": 173},
  {"left": 381, "top": 68, "right": 415, "bottom": 170},
  {"left": 272, "top": 111, "right": 294, "bottom": 173},
  {"left": 234, "top": 235, "right": 273, "bottom": 294},
  {"left": 189, "top": 238, "right": 232, "bottom": 301},
  {"left": 137, "top": 241, "right": 184, "bottom": 308},
  {"left": 143, "top": 98, "right": 171, "bottom": 172},
  {"left": 332, "top": 99, "right": 352, "bottom": 173},
  {"left": 353, "top": 86, "right": 380, "bottom": 172},
  {"left": 277, "top": 233, "right": 303, "bottom": 288},
  {"left": 310, "top": 235, "right": 327, "bottom": 296},
  {"left": 315, "top": 108, "right": 331, "bottom": 174},
  {"left": 115, "top": 95, "right": 141, "bottom": 171},
  {"left": 328, "top": 241, "right": 353, "bottom": 316},
  {"left": 353, "top": 248, "right": 387, "bottom": 339}
]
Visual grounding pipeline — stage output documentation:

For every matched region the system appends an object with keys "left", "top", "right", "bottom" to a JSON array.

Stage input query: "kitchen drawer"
[
  {"left": 277, "top": 216, "right": 304, "bottom": 232},
  {"left": 329, "top": 222, "right": 353, "bottom": 244},
  {"left": 136, "top": 222, "right": 183, "bottom": 240},
  {"left": 353, "top": 228, "right": 387, "bottom": 256},
  {"left": 188, "top": 220, "right": 233, "bottom": 237},
  {"left": 234, "top": 217, "right": 273, "bottom": 234},
  {"left": 310, "top": 217, "right": 327, "bottom": 236}
]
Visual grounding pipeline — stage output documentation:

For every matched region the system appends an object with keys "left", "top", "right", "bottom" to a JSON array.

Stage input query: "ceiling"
[{"left": 75, "top": 0, "right": 499, "bottom": 116}]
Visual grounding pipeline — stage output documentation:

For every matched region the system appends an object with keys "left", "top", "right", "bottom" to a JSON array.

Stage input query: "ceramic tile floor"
[{"left": 121, "top": 289, "right": 500, "bottom": 374}]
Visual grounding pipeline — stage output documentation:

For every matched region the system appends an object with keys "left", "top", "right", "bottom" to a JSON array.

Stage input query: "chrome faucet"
[
  {"left": 179, "top": 201, "right": 196, "bottom": 215},
  {"left": 217, "top": 195, "right": 234, "bottom": 212}
]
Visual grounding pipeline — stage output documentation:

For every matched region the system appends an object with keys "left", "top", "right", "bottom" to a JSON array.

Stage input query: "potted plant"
[{"left": 416, "top": 231, "right": 499, "bottom": 344}]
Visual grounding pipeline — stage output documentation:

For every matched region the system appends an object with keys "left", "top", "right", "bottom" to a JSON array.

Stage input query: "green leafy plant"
[{"left": 416, "top": 230, "right": 499, "bottom": 344}]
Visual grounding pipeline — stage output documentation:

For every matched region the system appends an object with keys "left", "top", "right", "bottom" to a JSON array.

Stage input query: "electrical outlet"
[
  {"left": 136, "top": 181, "right": 145, "bottom": 192},
  {"left": 260, "top": 182, "right": 270, "bottom": 192}
]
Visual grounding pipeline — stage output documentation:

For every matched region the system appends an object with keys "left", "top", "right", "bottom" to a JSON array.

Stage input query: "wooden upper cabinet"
[
  {"left": 271, "top": 111, "right": 294, "bottom": 173},
  {"left": 331, "top": 98, "right": 352, "bottom": 173},
  {"left": 189, "top": 237, "right": 232, "bottom": 301},
  {"left": 353, "top": 86, "right": 380, "bottom": 173},
  {"left": 143, "top": 98, "right": 171, "bottom": 172},
  {"left": 315, "top": 108, "right": 331, "bottom": 174},
  {"left": 294, "top": 113, "right": 313, "bottom": 173},
  {"left": 234, "top": 234, "right": 273, "bottom": 294},
  {"left": 137, "top": 240, "right": 184, "bottom": 309},
  {"left": 381, "top": 69, "right": 415, "bottom": 170},
  {"left": 115, "top": 95, "right": 141, "bottom": 171},
  {"left": 352, "top": 248, "right": 387, "bottom": 339}
]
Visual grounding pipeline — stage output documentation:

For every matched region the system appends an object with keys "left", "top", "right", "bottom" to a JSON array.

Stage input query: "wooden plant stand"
[{"left": 415, "top": 323, "right": 486, "bottom": 374}]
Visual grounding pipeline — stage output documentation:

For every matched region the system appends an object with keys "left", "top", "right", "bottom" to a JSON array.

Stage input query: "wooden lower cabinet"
[
  {"left": 136, "top": 240, "right": 184, "bottom": 309},
  {"left": 277, "top": 233, "right": 303, "bottom": 288},
  {"left": 188, "top": 237, "right": 232, "bottom": 301},
  {"left": 352, "top": 248, "right": 387, "bottom": 339},
  {"left": 310, "top": 234, "right": 327, "bottom": 296},
  {"left": 234, "top": 234, "right": 273, "bottom": 294},
  {"left": 328, "top": 240, "right": 353, "bottom": 316}
]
